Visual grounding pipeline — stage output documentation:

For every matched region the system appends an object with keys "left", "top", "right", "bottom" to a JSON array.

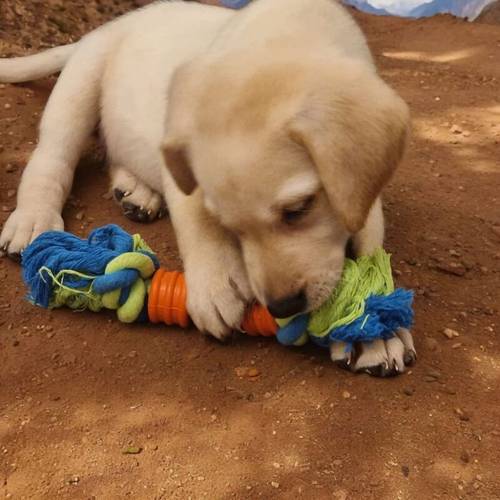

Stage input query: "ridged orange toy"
[{"left": 148, "top": 269, "right": 278, "bottom": 336}]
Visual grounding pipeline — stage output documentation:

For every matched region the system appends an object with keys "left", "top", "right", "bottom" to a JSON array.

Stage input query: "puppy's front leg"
[
  {"left": 167, "top": 189, "right": 254, "bottom": 340},
  {"left": 0, "top": 32, "right": 110, "bottom": 258},
  {"left": 330, "top": 198, "right": 417, "bottom": 376}
]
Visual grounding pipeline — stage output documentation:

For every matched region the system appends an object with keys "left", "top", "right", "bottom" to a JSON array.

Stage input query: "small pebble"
[
  {"left": 460, "top": 450, "right": 470, "bottom": 463},
  {"left": 401, "top": 465, "right": 410, "bottom": 477},
  {"left": 435, "top": 261, "right": 466, "bottom": 276},
  {"left": 440, "top": 386, "right": 457, "bottom": 395},
  {"left": 7, "top": 189, "right": 16, "bottom": 199},
  {"left": 122, "top": 446, "right": 142, "bottom": 454},
  {"left": 403, "top": 387, "right": 415, "bottom": 396},
  {"left": 426, "top": 368, "right": 441, "bottom": 379},
  {"left": 4, "top": 103, "right": 11, "bottom": 110},
  {"left": 247, "top": 367, "right": 260, "bottom": 378},
  {"left": 443, "top": 328, "right": 460, "bottom": 339},
  {"left": 454, "top": 408, "right": 470, "bottom": 421},
  {"left": 5, "top": 164, "right": 17, "bottom": 173},
  {"left": 75, "top": 210, "right": 85, "bottom": 221},
  {"left": 342, "top": 391, "right": 351, "bottom": 399},
  {"left": 271, "top": 481, "right": 280, "bottom": 489}
]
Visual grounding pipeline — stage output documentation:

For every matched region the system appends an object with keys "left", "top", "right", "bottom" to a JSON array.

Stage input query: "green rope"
[{"left": 308, "top": 248, "right": 394, "bottom": 338}]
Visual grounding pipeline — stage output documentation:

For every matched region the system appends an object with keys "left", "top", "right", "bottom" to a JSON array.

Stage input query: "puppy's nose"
[{"left": 267, "top": 290, "right": 307, "bottom": 319}]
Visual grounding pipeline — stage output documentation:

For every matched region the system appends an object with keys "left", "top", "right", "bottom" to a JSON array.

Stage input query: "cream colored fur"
[{"left": 0, "top": 0, "right": 415, "bottom": 374}]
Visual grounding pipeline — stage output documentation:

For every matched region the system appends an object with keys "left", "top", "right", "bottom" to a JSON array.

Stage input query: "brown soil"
[{"left": 1, "top": 1, "right": 500, "bottom": 499}]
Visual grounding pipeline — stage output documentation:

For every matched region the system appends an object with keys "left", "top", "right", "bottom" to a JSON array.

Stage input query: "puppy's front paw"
[
  {"left": 184, "top": 239, "right": 254, "bottom": 341},
  {"left": 0, "top": 207, "right": 64, "bottom": 261},
  {"left": 330, "top": 328, "right": 417, "bottom": 377}
]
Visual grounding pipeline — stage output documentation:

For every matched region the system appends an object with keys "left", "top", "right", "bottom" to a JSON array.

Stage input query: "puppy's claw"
[
  {"left": 7, "top": 251, "right": 21, "bottom": 263},
  {"left": 404, "top": 349, "right": 417, "bottom": 366}
]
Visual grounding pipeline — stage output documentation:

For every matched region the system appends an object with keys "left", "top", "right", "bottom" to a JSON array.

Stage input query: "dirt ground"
[{"left": 1, "top": 1, "right": 500, "bottom": 499}]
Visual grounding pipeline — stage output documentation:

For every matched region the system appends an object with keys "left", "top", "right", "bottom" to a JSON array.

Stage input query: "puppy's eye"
[{"left": 281, "top": 194, "right": 316, "bottom": 226}]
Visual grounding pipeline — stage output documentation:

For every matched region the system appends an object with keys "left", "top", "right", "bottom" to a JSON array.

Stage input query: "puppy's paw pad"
[{"left": 111, "top": 168, "right": 165, "bottom": 223}]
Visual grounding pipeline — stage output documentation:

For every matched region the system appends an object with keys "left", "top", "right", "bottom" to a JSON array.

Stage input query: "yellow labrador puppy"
[{"left": 0, "top": 0, "right": 415, "bottom": 376}]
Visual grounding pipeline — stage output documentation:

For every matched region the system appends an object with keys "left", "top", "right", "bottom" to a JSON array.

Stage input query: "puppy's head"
[{"left": 162, "top": 53, "right": 410, "bottom": 318}]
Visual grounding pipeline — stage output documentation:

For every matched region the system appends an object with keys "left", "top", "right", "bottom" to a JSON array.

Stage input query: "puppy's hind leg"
[
  {"left": 0, "top": 30, "right": 115, "bottom": 259},
  {"left": 110, "top": 166, "right": 166, "bottom": 223}
]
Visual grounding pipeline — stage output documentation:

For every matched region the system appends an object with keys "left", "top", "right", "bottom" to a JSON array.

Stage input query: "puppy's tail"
[{"left": 0, "top": 43, "right": 77, "bottom": 83}]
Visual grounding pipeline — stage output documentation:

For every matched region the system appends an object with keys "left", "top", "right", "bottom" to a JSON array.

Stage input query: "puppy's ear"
[
  {"left": 161, "top": 62, "right": 200, "bottom": 195},
  {"left": 289, "top": 70, "right": 410, "bottom": 233},
  {"left": 162, "top": 139, "right": 197, "bottom": 195}
]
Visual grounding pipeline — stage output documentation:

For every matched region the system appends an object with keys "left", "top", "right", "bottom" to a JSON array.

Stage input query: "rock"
[
  {"left": 426, "top": 368, "right": 442, "bottom": 379},
  {"left": 434, "top": 261, "right": 466, "bottom": 276},
  {"left": 247, "top": 367, "right": 260, "bottom": 378},
  {"left": 450, "top": 124, "right": 462, "bottom": 134},
  {"left": 401, "top": 465, "right": 410, "bottom": 477},
  {"left": 234, "top": 367, "right": 247, "bottom": 377},
  {"left": 271, "top": 481, "right": 280, "bottom": 489},
  {"left": 454, "top": 408, "right": 470, "bottom": 421},
  {"left": 67, "top": 476, "right": 80, "bottom": 485},
  {"left": 443, "top": 328, "right": 460, "bottom": 339},
  {"left": 476, "top": 0, "right": 500, "bottom": 24},
  {"left": 122, "top": 446, "right": 142, "bottom": 454},
  {"left": 234, "top": 366, "right": 260, "bottom": 378},
  {"left": 460, "top": 450, "right": 470, "bottom": 463},
  {"left": 75, "top": 210, "right": 85, "bottom": 221},
  {"left": 7, "top": 189, "right": 16, "bottom": 198},
  {"left": 403, "top": 387, "right": 415, "bottom": 396},
  {"left": 4, "top": 103, "right": 12, "bottom": 110},
  {"left": 440, "top": 385, "right": 456, "bottom": 395},
  {"left": 342, "top": 390, "right": 351, "bottom": 399},
  {"left": 5, "top": 164, "right": 16, "bottom": 173}
]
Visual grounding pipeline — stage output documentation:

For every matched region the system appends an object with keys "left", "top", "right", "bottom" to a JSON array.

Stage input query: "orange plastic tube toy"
[{"left": 148, "top": 268, "right": 278, "bottom": 336}]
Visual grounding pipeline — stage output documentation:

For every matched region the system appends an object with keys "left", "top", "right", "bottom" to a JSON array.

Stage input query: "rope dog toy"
[{"left": 21, "top": 224, "right": 414, "bottom": 349}]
